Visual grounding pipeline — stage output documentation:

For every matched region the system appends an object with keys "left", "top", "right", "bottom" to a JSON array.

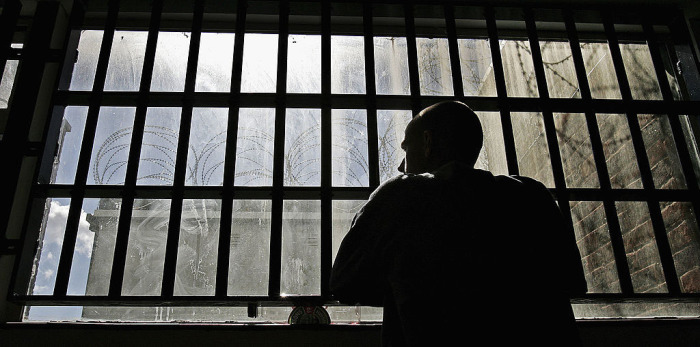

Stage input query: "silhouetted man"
[{"left": 330, "top": 101, "right": 587, "bottom": 347}]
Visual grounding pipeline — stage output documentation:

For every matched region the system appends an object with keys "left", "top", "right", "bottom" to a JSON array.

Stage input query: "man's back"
[{"left": 330, "top": 161, "right": 586, "bottom": 346}]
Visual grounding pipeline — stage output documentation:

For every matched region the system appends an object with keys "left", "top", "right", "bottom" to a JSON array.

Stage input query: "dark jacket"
[{"left": 330, "top": 161, "right": 587, "bottom": 346}]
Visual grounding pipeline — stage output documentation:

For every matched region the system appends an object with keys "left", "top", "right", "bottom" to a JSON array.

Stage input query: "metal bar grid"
[{"left": 9, "top": 1, "right": 700, "bottom": 310}]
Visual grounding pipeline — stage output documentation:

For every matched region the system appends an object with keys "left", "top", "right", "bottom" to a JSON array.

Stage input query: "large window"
[{"left": 4, "top": 0, "right": 700, "bottom": 323}]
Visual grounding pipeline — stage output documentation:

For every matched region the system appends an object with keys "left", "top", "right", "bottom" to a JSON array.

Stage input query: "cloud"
[{"left": 45, "top": 201, "right": 94, "bottom": 257}]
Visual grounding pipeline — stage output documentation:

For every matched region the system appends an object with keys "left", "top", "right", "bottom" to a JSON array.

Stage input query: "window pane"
[
  {"left": 240, "top": 33, "right": 278, "bottom": 93},
  {"left": 475, "top": 111, "right": 508, "bottom": 176},
  {"left": 104, "top": 31, "right": 148, "bottom": 91},
  {"left": 136, "top": 107, "right": 181, "bottom": 185},
  {"left": 122, "top": 199, "right": 171, "bottom": 296},
  {"left": 540, "top": 41, "right": 581, "bottom": 98},
  {"left": 570, "top": 200, "right": 620, "bottom": 293},
  {"left": 596, "top": 114, "right": 643, "bottom": 189},
  {"left": 377, "top": 110, "right": 411, "bottom": 182},
  {"left": 234, "top": 108, "right": 275, "bottom": 186},
  {"left": 554, "top": 113, "right": 600, "bottom": 188},
  {"left": 660, "top": 201, "right": 700, "bottom": 293},
  {"left": 28, "top": 198, "right": 71, "bottom": 295},
  {"left": 580, "top": 42, "right": 622, "bottom": 99},
  {"left": 416, "top": 37, "right": 453, "bottom": 96},
  {"left": 70, "top": 198, "right": 121, "bottom": 296},
  {"left": 281, "top": 200, "right": 321, "bottom": 296},
  {"left": 500, "top": 39, "right": 538, "bottom": 97},
  {"left": 196, "top": 32, "right": 235, "bottom": 92},
  {"left": 50, "top": 106, "right": 89, "bottom": 184},
  {"left": 374, "top": 37, "right": 410, "bottom": 95},
  {"left": 511, "top": 112, "right": 555, "bottom": 187},
  {"left": 150, "top": 31, "right": 191, "bottom": 92},
  {"left": 68, "top": 30, "right": 103, "bottom": 91},
  {"left": 332, "top": 200, "right": 365, "bottom": 263},
  {"left": 458, "top": 38, "right": 497, "bottom": 97},
  {"left": 88, "top": 107, "right": 136, "bottom": 185},
  {"left": 332, "top": 109, "right": 369, "bottom": 187},
  {"left": 331, "top": 36, "right": 366, "bottom": 94},
  {"left": 638, "top": 114, "right": 687, "bottom": 189},
  {"left": 175, "top": 199, "right": 221, "bottom": 296},
  {"left": 620, "top": 42, "right": 663, "bottom": 100},
  {"left": 616, "top": 201, "right": 668, "bottom": 293},
  {"left": 229, "top": 199, "right": 271, "bottom": 296},
  {"left": 186, "top": 108, "right": 228, "bottom": 186},
  {"left": 0, "top": 59, "right": 19, "bottom": 108},
  {"left": 284, "top": 108, "right": 321, "bottom": 186},
  {"left": 287, "top": 35, "right": 321, "bottom": 93}
]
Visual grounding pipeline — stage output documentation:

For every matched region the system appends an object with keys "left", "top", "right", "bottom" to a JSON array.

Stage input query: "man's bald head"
[{"left": 400, "top": 101, "right": 483, "bottom": 174}]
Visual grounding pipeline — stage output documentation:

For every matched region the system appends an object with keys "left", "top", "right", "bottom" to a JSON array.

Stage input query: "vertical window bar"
[
  {"left": 363, "top": 3, "right": 380, "bottom": 189},
  {"left": 444, "top": 4, "right": 464, "bottom": 98},
  {"left": 320, "top": 0, "right": 332, "bottom": 298},
  {"left": 217, "top": 0, "right": 248, "bottom": 299},
  {"left": 404, "top": 4, "right": 422, "bottom": 114},
  {"left": 604, "top": 12, "right": 681, "bottom": 294},
  {"left": 485, "top": 6, "right": 519, "bottom": 176},
  {"left": 160, "top": 0, "right": 205, "bottom": 298},
  {"left": 564, "top": 9, "right": 634, "bottom": 294},
  {"left": 269, "top": 0, "right": 290, "bottom": 298}
]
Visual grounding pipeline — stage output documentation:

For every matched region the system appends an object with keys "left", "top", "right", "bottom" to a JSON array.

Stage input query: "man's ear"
[{"left": 423, "top": 130, "right": 432, "bottom": 157}]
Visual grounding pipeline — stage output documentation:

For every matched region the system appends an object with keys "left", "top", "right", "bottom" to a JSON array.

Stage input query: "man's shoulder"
[{"left": 368, "top": 173, "right": 433, "bottom": 200}]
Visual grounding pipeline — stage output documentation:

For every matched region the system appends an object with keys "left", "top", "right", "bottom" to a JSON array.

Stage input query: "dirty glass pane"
[
  {"left": 616, "top": 201, "right": 667, "bottom": 293},
  {"left": 660, "top": 201, "right": 700, "bottom": 293},
  {"left": 88, "top": 107, "right": 136, "bottom": 185},
  {"left": 69, "top": 198, "right": 121, "bottom": 296},
  {"left": 287, "top": 35, "right": 321, "bottom": 93},
  {"left": 570, "top": 200, "right": 620, "bottom": 293},
  {"left": 0, "top": 59, "right": 19, "bottom": 108},
  {"left": 458, "top": 38, "right": 496, "bottom": 97},
  {"left": 28, "top": 198, "right": 71, "bottom": 295},
  {"left": 122, "top": 199, "right": 171, "bottom": 296},
  {"left": 416, "top": 37, "right": 453, "bottom": 96},
  {"left": 475, "top": 111, "right": 508, "bottom": 176},
  {"left": 196, "top": 32, "right": 235, "bottom": 92},
  {"left": 580, "top": 42, "right": 622, "bottom": 99},
  {"left": 332, "top": 200, "right": 365, "bottom": 262},
  {"left": 377, "top": 110, "right": 411, "bottom": 182},
  {"left": 510, "top": 112, "right": 555, "bottom": 187},
  {"left": 573, "top": 302, "right": 700, "bottom": 319},
  {"left": 331, "top": 36, "right": 366, "bottom": 94},
  {"left": 104, "top": 31, "right": 148, "bottom": 91},
  {"left": 619, "top": 43, "right": 663, "bottom": 100},
  {"left": 229, "top": 199, "right": 271, "bottom": 296},
  {"left": 150, "top": 31, "right": 190, "bottom": 92},
  {"left": 79, "top": 306, "right": 294, "bottom": 323},
  {"left": 327, "top": 306, "right": 383, "bottom": 324},
  {"left": 175, "top": 199, "right": 221, "bottom": 296},
  {"left": 596, "top": 114, "right": 643, "bottom": 189},
  {"left": 638, "top": 114, "right": 687, "bottom": 189},
  {"left": 68, "top": 30, "right": 103, "bottom": 91},
  {"left": 332, "top": 109, "right": 369, "bottom": 187},
  {"left": 50, "top": 106, "right": 89, "bottom": 184},
  {"left": 186, "top": 108, "right": 228, "bottom": 186},
  {"left": 241, "top": 33, "right": 278, "bottom": 93},
  {"left": 540, "top": 41, "right": 581, "bottom": 98},
  {"left": 284, "top": 108, "right": 321, "bottom": 186},
  {"left": 374, "top": 37, "right": 410, "bottom": 95},
  {"left": 281, "top": 200, "right": 321, "bottom": 296},
  {"left": 679, "top": 115, "right": 700, "bottom": 185},
  {"left": 234, "top": 108, "right": 275, "bottom": 186},
  {"left": 500, "top": 39, "right": 538, "bottom": 97},
  {"left": 554, "top": 113, "right": 600, "bottom": 188},
  {"left": 136, "top": 107, "right": 181, "bottom": 185}
]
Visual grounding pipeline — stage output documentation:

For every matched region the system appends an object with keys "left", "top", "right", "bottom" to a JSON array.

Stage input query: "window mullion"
[
  {"left": 363, "top": 3, "right": 380, "bottom": 189},
  {"left": 485, "top": 6, "right": 519, "bottom": 176},
  {"left": 604, "top": 13, "right": 682, "bottom": 294},
  {"left": 444, "top": 4, "right": 464, "bottom": 98},
  {"left": 160, "top": 0, "right": 205, "bottom": 298},
  {"left": 269, "top": 0, "right": 290, "bottom": 299},
  {"left": 404, "top": 4, "right": 422, "bottom": 114},
  {"left": 320, "top": 0, "right": 332, "bottom": 298},
  {"left": 564, "top": 9, "right": 635, "bottom": 294},
  {"left": 216, "top": 0, "right": 248, "bottom": 299}
]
